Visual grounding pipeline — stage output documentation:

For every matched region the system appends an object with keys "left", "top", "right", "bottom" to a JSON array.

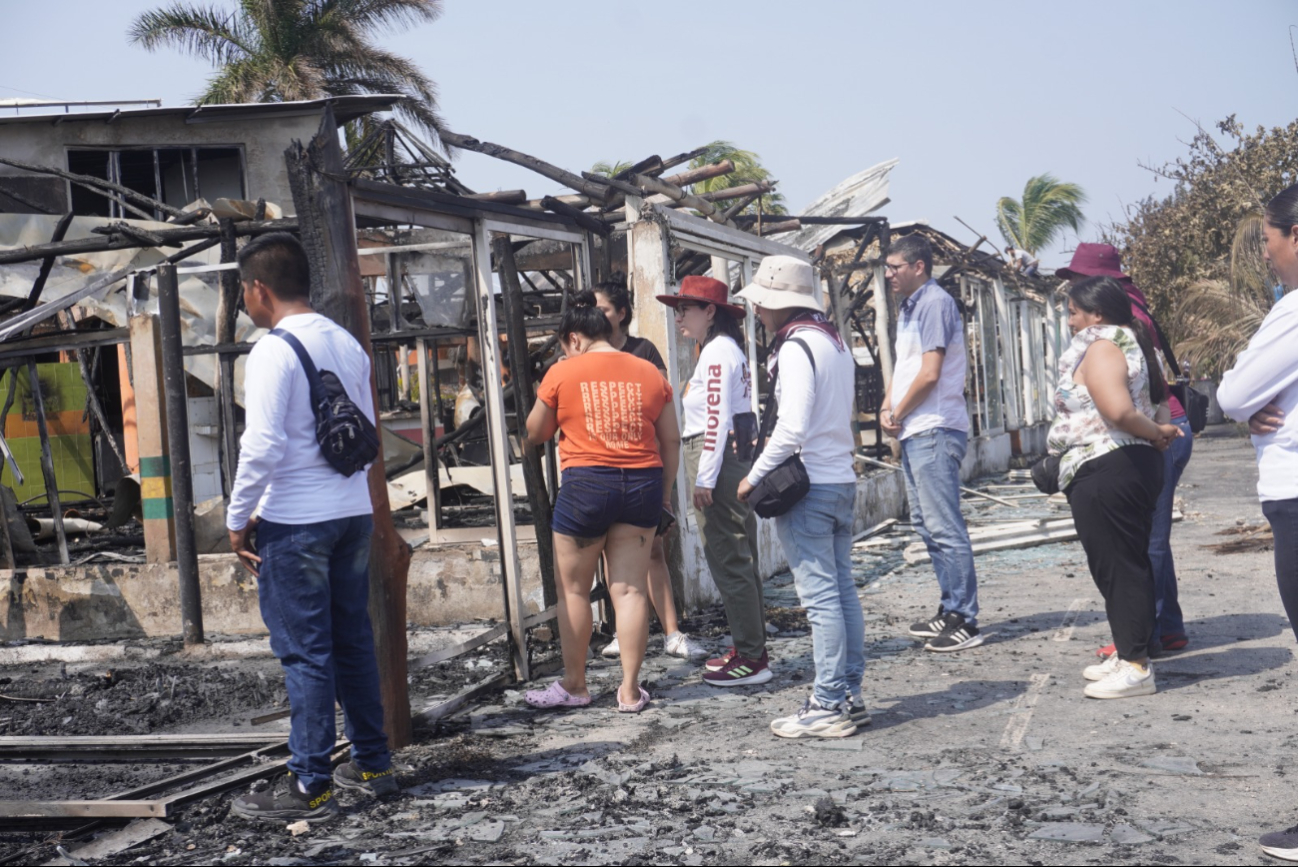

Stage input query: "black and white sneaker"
[
  {"left": 846, "top": 694, "right": 872, "bottom": 727},
  {"left": 908, "top": 606, "right": 947, "bottom": 638},
  {"left": 1261, "top": 823, "right": 1298, "bottom": 861},
  {"left": 924, "top": 614, "right": 984, "bottom": 652}
]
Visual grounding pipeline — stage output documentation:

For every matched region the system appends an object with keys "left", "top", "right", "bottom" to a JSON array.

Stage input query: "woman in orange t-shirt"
[{"left": 525, "top": 292, "right": 680, "bottom": 713}]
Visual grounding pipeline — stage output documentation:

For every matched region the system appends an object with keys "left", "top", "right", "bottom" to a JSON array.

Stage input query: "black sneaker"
[
  {"left": 1260, "top": 823, "right": 1298, "bottom": 861},
  {"left": 231, "top": 772, "right": 338, "bottom": 823},
  {"left": 333, "top": 761, "right": 399, "bottom": 796},
  {"left": 925, "top": 614, "right": 984, "bottom": 652},
  {"left": 846, "top": 694, "right": 872, "bottom": 728},
  {"left": 908, "top": 607, "right": 947, "bottom": 638}
]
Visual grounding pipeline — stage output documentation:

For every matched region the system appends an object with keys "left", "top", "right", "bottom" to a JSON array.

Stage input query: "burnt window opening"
[{"left": 66, "top": 147, "right": 246, "bottom": 219}]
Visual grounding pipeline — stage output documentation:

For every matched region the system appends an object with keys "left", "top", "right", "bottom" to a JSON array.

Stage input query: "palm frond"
[
  {"left": 590, "top": 160, "right": 633, "bottom": 176},
  {"left": 995, "top": 196, "right": 1024, "bottom": 249},
  {"left": 315, "top": 0, "right": 441, "bottom": 34},
  {"left": 128, "top": 2, "right": 254, "bottom": 64}
]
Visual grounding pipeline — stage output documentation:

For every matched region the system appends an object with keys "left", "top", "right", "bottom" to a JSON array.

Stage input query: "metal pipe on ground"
[{"left": 156, "top": 263, "right": 204, "bottom": 647}]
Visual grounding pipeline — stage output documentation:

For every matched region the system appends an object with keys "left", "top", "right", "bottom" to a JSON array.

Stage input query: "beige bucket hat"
[{"left": 735, "top": 255, "right": 823, "bottom": 311}]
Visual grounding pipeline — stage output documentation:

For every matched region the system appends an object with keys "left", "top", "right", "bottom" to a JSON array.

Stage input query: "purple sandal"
[
  {"left": 617, "top": 685, "right": 651, "bottom": 714},
  {"left": 525, "top": 680, "right": 591, "bottom": 709}
]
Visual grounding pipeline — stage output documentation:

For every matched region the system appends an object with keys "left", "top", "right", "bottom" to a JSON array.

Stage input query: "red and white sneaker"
[
  {"left": 704, "top": 647, "right": 737, "bottom": 672},
  {"left": 702, "top": 650, "right": 772, "bottom": 687}
]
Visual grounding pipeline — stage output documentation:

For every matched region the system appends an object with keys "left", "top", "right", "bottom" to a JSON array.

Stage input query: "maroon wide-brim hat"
[
  {"left": 1056, "top": 242, "right": 1129, "bottom": 281},
  {"left": 656, "top": 275, "right": 746, "bottom": 318}
]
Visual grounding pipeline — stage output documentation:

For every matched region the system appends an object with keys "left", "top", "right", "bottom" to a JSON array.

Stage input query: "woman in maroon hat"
[
  {"left": 658, "top": 276, "right": 771, "bottom": 687},
  {"left": 1058, "top": 243, "right": 1193, "bottom": 657}
]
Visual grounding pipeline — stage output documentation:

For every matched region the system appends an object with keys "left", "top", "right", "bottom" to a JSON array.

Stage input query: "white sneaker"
[
  {"left": 770, "top": 697, "right": 857, "bottom": 739},
  {"left": 1082, "top": 653, "right": 1120, "bottom": 682},
  {"left": 663, "top": 632, "right": 706, "bottom": 660},
  {"left": 1084, "top": 658, "right": 1155, "bottom": 699},
  {"left": 600, "top": 636, "right": 621, "bottom": 658}
]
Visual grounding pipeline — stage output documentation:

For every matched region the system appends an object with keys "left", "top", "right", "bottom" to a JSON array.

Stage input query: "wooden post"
[
  {"left": 26, "top": 361, "right": 68, "bottom": 564},
  {"left": 215, "top": 218, "right": 241, "bottom": 494},
  {"left": 129, "top": 314, "right": 176, "bottom": 562},
  {"left": 493, "top": 233, "right": 558, "bottom": 610},
  {"left": 286, "top": 106, "right": 412, "bottom": 748},
  {"left": 472, "top": 221, "right": 530, "bottom": 681}
]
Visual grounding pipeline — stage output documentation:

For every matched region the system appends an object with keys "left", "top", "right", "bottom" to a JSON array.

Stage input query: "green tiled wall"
[{"left": 0, "top": 364, "right": 96, "bottom": 504}]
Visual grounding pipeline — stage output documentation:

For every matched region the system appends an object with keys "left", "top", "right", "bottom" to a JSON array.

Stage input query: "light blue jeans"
[
  {"left": 1149, "top": 416, "right": 1193, "bottom": 638},
  {"left": 774, "top": 482, "right": 864, "bottom": 708},
  {"left": 901, "top": 427, "right": 979, "bottom": 626}
]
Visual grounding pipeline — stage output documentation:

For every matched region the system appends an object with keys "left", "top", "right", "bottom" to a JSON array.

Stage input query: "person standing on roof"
[
  {"left": 226, "top": 232, "right": 396, "bottom": 824},
  {"left": 658, "top": 276, "right": 769, "bottom": 687},
  {"left": 881, "top": 235, "right": 984, "bottom": 653}
]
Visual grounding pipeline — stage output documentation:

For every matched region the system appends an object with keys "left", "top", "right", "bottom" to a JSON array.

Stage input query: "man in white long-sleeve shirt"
[
  {"left": 225, "top": 233, "right": 395, "bottom": 823},
  {"left": 736, "top": 255, "right": 865, "bottom": 739}
]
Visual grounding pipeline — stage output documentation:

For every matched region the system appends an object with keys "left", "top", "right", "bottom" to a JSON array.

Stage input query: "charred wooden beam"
[
  {"left": 660, "top": 181, "right": 774, "bottom": 208},
  {"left": 540, "top": 196, "right": 611, "bottom": 237},
  {"left": 286, "top": 105, "right": 412, "bottom": 747},
  {"left": 0, "top": 218, "right": 297, "bottom": 266},
  {"left": 720, "top": 193, "right": 761, "bottom": 222},
  {"left": 659, "top": 146, "right": 710, "bottom": 173},
  {"left": 661, "top": 160, "right": 735, "bottom": 188},
  {"left": 26, "top": 213, "right": 74, "bottom": 313},
  {"left": 92, "top": 222, "right": 177, "bottom": 248},
  {"left": 439, "top": 131, "right": 613, "bottom": 203},
  {"left": 27, "top": 360, "right": 68, "bottom": 563},
  {"left": 631, "top": 173, "right": 724, "bottom": 221},
  {"left": 465, "top": 189, "right": 527, "bottom": 205},
  {"left": 0, "top": 156, "right": 187, "bottom": 220},
  {"left": 750, "top": 218, "right": 800, "bottom": 236},
  {"left": 612, "top": 155, "right": 663, "bottom": 181}
]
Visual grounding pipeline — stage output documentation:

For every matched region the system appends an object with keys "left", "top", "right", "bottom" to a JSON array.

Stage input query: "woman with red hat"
[{"left": 658, "top": 275, "right": 771, "bottom": 687}]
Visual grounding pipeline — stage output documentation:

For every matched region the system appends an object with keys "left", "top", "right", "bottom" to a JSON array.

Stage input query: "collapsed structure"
[{"left": 0, "top": 93, "right": 1063, "bottom": 712}]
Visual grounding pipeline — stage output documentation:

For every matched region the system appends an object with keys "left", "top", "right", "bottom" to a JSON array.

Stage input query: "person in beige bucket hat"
[{"left": 735, "top": 255, "right": 867, "bottom": 739}]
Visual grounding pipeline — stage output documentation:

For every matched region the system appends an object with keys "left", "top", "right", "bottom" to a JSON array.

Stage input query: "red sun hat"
[
  {"left": 656, "top": 275, "right": 746, "bottom": 318},
  {"left": 1056, "top": 242, "right": 1129, "bottom": 282}
]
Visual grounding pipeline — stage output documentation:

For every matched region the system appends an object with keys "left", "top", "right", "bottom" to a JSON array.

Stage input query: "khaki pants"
[{"left": 684, "top": 436, "right": 766, "bottom": 659}]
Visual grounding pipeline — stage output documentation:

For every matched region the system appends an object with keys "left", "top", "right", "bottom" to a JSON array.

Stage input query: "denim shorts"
[{"left": 551, "top": 466, "right": 662, "bottom": 538}]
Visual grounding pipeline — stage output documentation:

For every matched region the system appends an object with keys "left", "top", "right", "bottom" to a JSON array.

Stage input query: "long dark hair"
[
  {"left": 1266, "top": 183, "right": 1298, "bottom": 233},
  {"left": 560, "top": 289, "right": 613, "bottom": 345},
  {"left": 593, "top": 273, "right": 632, "bottom": 331},
  {"left": 1068, "top": 276, "right": 1167, "bottom": 404},
  {"left": 704, "top": 306, "right": 745, "bottom": 348}
]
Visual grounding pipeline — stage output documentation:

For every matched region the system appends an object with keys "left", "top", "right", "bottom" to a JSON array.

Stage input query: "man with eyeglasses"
[{"left": 880, "top": 235, "right": 983, "bottom": 652}]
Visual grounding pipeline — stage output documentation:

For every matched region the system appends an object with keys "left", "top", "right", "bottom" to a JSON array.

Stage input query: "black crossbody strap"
[
  {"left": 758, "top": 336, "right": 817, "bottom": 447},
  {"left": 270, "top": 329, "right": 327, "bottom": 406},
  {"left": 1127, "top": 296, "right": 1183, "bottom": 380}
]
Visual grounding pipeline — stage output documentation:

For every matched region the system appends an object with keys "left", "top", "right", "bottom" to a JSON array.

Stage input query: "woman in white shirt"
[
  {"left": 1219, "top": 185, "right": 1298, "bottom": 863},
  {"left": 658, "top": 276, "right": 769, "bottom": 687},
  {"left": 1048, "top": 276, "right": 1180, "bottom": 701}
]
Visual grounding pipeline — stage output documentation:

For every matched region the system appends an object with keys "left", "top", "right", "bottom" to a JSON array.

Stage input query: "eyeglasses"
[{"left": 884, "top": 261, "right": 912, "bottom": 273}]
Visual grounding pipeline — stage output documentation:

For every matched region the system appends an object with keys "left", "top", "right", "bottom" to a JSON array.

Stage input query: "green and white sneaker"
[
  {"left": 702, "top": 649, "right": 772, "bottom": 687},
  {"left": 770, "top": 697, "right": 857, "bottom": 739}
]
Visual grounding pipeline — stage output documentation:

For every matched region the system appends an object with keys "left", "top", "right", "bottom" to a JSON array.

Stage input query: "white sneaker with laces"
[
  {"left": 600, "top": 636, "right": 621, "bottom": 658},
  {"left": 1082, "top": 653, "right": 1120, "bottom": 682},
  {"left": 770, "top": 697, "right": 857, "bottom": 739},
  {"left": 1084, "top": 658, "right": 1155, "bottom": 699},
  {"left": 663, "top": 631, "right": 706, "bottom": 660}
]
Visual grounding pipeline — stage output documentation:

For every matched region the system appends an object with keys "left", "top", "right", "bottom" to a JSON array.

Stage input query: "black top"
[{"left": 622, "top": 335, "right": 667, "bottom": 371}]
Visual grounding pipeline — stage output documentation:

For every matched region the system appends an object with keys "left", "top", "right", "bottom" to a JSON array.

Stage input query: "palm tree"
[
  {"left": 128, "top": 0, "right": 446, "bottom": 146},
  {"left": 1173, "top": 214, "right": 1276, "bottom": 377},
  {"left": 688, "top": 141, "right": 785, "bottom": 216},
  {"left": 995, "top": 174, "right": 1087, "bottom": 254},
  {"left": 590, "top": 159, "right": 634, "bottom": 177}
]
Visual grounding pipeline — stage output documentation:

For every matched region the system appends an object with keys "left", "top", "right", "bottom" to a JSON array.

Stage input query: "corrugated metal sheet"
[{"left": 777, "top": 158, "right": 899, "bottom": 252}]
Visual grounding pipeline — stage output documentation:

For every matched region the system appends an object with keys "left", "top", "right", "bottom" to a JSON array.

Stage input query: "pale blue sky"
[{"left": 4, "top": 1, "right": 1296, "bottom": 265}]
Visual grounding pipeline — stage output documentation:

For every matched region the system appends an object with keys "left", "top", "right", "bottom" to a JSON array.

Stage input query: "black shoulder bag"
[
  {"left": 1128, "top": 297, "right": 1209, "bottom": 433},
  {"left": 271, "top": 329, "right": 380, "bottom": 478},
  {"left": 749, "top": 337, "right": 815, "bottom": 519}
]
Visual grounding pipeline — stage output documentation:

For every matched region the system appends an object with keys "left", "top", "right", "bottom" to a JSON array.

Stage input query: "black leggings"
[
  {"left": 1263, "top": 498, "right": 1298, "bottom": 642},
  {"left": 1066, "top": 446, "right": 1164, "bottom": 661}
]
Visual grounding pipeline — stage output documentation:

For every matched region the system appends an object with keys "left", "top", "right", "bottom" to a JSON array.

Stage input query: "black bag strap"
[
  {"left": 758, "top": 336, "right": 817, "bottom": 447},
  {"left": 1127, "top": 296, "right": 1183, "bottom": 380},
  {"left": 270, "top": 329, "right": 327, "bottom": 407}
]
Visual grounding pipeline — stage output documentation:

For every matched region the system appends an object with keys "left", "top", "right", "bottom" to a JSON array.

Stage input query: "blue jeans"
[
  {"left": 1150, "top": 416, "right": 1193, "bottom": 637},
  {"left": 551, "top": 466, "right": 662, "bottom": 538},
  {"left": 774, "top": 483, "right": 864, "bottom": 708},
  {"left": 257, "top": 515, "right": 391, "bottom": 793},
  {"left": 901, "top": 428, "right": 979, "bottom": 625}
]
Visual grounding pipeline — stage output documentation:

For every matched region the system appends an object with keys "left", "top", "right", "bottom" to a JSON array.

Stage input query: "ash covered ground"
[{"left": 1, "top": 431, "right": 1294, "bottom": 866}]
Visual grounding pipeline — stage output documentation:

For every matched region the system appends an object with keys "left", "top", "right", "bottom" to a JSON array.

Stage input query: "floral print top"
[{"left": 1047, "top": 324, "right": 1155, "bottom": 490}]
